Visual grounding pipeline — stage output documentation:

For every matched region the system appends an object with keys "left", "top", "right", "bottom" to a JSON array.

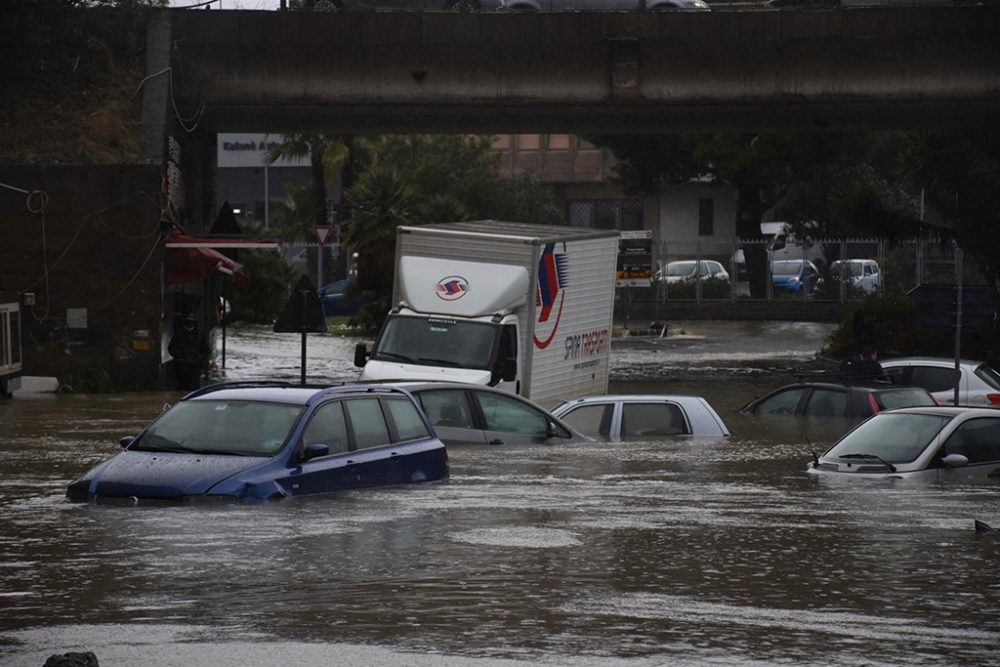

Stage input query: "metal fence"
[{"left": 627, "top": 237, "right": 987, "bottom": 304}]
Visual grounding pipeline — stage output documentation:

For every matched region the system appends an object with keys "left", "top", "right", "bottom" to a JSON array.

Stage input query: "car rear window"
[
  {"left": 345, "top": 398, "right": 390, "bottom": 449},
  {"left": 385, "top": 398, "right": 431, "bottom": 442},
  {"left": 875, "top": 388, "right": 937, "bottom": 410},
  {"left": 974, "top": 364, "right": 1000, "bottom": 390},
  {"left": 621, "top": 402, "right": 689, "bottom": 437},
  {"left": 560, "top": 404, "right": 612, "bottom": 438}
]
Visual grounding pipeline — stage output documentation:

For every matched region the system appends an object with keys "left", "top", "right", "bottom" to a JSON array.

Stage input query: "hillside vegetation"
[{"left": 0, "top": 2, "right": 157, "bottom": 164}]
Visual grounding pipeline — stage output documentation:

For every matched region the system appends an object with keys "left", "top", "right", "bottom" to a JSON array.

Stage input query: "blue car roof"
[{"left": 183, "top": 382, "right": 413, "bottom": 406}]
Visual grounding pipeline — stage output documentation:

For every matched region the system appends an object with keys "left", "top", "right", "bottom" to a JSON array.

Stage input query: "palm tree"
[
  {"left": 266, "top": 134, "right": 350, "bottom": 285},
  {"left": 266, "top": 133, "right": 349, "bottom": 232}
]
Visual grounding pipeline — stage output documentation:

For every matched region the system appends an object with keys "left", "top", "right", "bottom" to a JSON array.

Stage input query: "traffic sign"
[{"left": 314, "top": 225, "right": 333, "bottom": 247}]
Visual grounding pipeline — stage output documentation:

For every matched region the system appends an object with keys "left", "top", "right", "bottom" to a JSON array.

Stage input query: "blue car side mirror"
[
  {"left": 119, "top": 436, "right": 135, "bottom": 449},
  {"left": 301, "top": 443, "right": 330, "bottom": 462}
]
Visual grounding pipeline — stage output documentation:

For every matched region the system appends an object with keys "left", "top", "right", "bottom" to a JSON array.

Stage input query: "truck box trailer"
[{"left": 355, "top": 221, "right": 618, "bottom": 407}]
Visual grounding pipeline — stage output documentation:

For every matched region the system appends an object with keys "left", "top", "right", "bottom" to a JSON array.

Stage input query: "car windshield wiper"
[
  {"left": 373, "top": 351, "right": 417, "bottom": 364},
  {"left": 415, "top": 357, "right": 463, "bottom": 367},
  {"left": 838, "top": 453, "right": 897, "bottom": 472},
  {"left": 133, "top": 443, "right": 189, "bottom": 454}
]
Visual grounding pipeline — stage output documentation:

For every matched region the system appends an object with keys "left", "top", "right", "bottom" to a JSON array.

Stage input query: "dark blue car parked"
[
  {"left": 66, "top": 382, "right": 449, "bottom": 503},
  {"left": 771, "top": 259, "right": 820, "bottom": 295},
  {"left": 319, "top": 279, "right": 360, "bottom": 317}
]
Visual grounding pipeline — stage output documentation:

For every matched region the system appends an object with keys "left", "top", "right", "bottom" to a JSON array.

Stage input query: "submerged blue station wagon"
[{"left": 66, "top": 382, "right": 449, "bottom": 503}]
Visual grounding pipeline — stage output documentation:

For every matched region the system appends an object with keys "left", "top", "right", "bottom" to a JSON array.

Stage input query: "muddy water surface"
[{"left": 1, "top": 322, "right": 998, "bottom": 666}]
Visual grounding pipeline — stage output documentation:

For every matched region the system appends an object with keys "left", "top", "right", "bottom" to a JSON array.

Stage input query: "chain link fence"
[{"left": 623, "top": 237, "right": 988, "bottom": 305}]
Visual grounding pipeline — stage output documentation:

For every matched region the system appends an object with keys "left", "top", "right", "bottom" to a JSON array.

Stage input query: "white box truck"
[{"left": 354, "top": 221, "right": 619, "bottom": 407}]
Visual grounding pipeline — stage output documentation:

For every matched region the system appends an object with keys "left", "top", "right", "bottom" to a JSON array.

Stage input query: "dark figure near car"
[
  {"left": 44, "top": 652, "right": 99, "bottom": 667},
  {"left": 168, "top": 315, "right": 211, "bottom": 390},
  {"left": 841, "top": 345, "right": 886, "bottom": 382}
]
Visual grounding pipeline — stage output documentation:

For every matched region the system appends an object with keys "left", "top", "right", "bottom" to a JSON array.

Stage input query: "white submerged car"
[
  {"left": 807, "top": 406, "right": 1000, "bottom": 481},
  {"left": 551, "top": 394, "right": 730, "bottom": 441},
  {"left": 881, "top": 357, "right": 1000, "bottom": 408}
]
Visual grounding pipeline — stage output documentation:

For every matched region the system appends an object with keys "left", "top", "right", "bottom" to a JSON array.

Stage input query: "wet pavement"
[{"left": 1, "top": 321, "right": 998, "bottom": 666}]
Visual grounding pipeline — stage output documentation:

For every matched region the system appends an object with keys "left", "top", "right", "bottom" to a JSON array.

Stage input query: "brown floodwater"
[{"left": 1, "top": 322, "right": 998, "bottom": 666}]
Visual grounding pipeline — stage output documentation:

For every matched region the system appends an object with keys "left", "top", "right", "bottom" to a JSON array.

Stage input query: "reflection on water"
[{"left": 1, "top": 323, "right": 998, "bottom": 666}]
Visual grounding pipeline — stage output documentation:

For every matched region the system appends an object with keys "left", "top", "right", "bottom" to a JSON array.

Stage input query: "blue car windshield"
[
  {"left": 133, "top": 400, "right": 304, "bottom": 456},
  {"left": 772, "top": 261, "right": 802, "bottom": 276},
  {"left": 825, "top": 413, "right": 952, "bottom": 463}
]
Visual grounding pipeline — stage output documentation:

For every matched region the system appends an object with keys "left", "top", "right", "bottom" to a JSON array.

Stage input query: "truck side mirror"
[
  {"left": 354, "top": 343, "right": 368, "bottom": 367},
  {"left": 500, "top": 356, "right": 517, "bottom": 382}
]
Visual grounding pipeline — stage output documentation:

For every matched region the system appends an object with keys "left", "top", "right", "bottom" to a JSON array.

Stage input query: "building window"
[
  {"left": 547, "top": 134, "right": 571, "bottom": 150},
  {"left": 567, "top": 199, "right": 644, "bottom": 230},
  {"left": 698, "top": 198, "right": 714, "bottom": 237},
  {"left": 518, "top": 135, "right": 541, "bottom": 150}
]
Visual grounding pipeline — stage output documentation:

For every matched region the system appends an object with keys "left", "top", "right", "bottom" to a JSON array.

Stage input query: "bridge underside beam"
[{"left": 164, "top": 7, "right": 1000, "bottom": 134}]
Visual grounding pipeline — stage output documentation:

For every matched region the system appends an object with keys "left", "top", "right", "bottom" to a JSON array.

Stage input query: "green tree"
[
  {"left": 225, "top": 221, "right": 300, "bottom": 325},
  {"left": 266, "top": 133, "right": 349, "bottom": 232},
  {"left": 589, "top": 130, "right": 912, "bottom": 296},
  {"left": 902, "top": 129, "right": 1000, "bottom": 290},
  {"left": 267, "top": 182, "right": 319, "bottom": 243},
  {"left": 0, "top": 0, "right": 167, "bottom": 163}
]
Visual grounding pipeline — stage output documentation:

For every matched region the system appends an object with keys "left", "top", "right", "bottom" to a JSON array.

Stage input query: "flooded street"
[{"left": 2, "top": 322, "right": 998, "bottom": 666}]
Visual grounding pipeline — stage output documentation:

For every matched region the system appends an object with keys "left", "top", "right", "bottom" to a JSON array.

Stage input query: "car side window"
[
  {"left": 803, "top": 389, "right": 847, "bottom": 418},
  {"left": 621, "top": 402, "right": 689, "bottom": 437},
  {"left": 560, "top": 404, "right": 612, "bottom": 438},
  {"left": 912, "top": 366, "right": 958, "bottom": 393},
  {"left": 943, "top": 418, "right": 1000, "bottom": 463},
  {"left": 884, "top": 366, "right": 911, "bottom": 385},
  {"left": 384, "top": 398, "right": 431, "bottom": 442},
  {"left": 302, "top": 401, "right": 349, "bottom": 455},
  {"left": 417, "top": 389, "right": 477, "bottom": 429},
  {"left": 753, "top": 388, "right": 805, "bottom": 415},
  {"left": 344, "top": 398, "right": 390, "bottom": 450},
  {"left": 475, "top": 391, "right": 548, "bottom": 435}
]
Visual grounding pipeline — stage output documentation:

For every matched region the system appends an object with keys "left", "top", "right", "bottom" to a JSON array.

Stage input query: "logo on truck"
[
  {"left": 534, "top": 242, "right": 568, "bottom": 350},
  {"left": 435, "top": 276, "right": 469, "bottom": 301}
]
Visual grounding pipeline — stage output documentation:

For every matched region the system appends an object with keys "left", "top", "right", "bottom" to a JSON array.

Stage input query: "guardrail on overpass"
[{"left": 145, "top": 5, "right": 1000, "bottom": 142}]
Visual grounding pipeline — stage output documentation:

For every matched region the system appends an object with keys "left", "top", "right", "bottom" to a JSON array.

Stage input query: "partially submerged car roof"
[{"left": 183, "top": 381, "right": 417, "bottom": 406}]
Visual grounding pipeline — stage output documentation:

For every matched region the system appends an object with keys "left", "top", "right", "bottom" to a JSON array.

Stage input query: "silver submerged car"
[
  {"left": 393, "top": 381, "right": 585, "bottom": 446},
  {"left": 807, "top": 406, "right": 1000, "bottom": 481},
  {"left": 551, "top": 394, "right": 730, "bottom": 441}
]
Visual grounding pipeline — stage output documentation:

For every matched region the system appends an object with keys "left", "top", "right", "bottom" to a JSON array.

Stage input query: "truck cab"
[{"left": 356, "top": 307, "right": 520, "bottom": 393}]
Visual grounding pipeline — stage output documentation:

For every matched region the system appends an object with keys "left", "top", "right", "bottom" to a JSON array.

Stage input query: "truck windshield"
[{"left": 372, "top": 316, "right": 499, "bottom": 370}]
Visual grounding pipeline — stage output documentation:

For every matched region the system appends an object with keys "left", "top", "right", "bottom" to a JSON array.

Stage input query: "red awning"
[{"left": 164, "top": 233, "right": 257, "bottom": 286}]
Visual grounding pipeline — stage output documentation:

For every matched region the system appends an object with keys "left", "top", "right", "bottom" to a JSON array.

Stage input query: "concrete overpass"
[
  {"left": 140, "top": 6, "right": 999, "bottom": 224},
  {"left": 144, "top": 5, "right": 1000, "bottom": 145}
]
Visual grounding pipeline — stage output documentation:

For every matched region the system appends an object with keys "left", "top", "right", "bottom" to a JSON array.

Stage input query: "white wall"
[{"left": 657, "top": 182, "right": 737, "bottom": 261}]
